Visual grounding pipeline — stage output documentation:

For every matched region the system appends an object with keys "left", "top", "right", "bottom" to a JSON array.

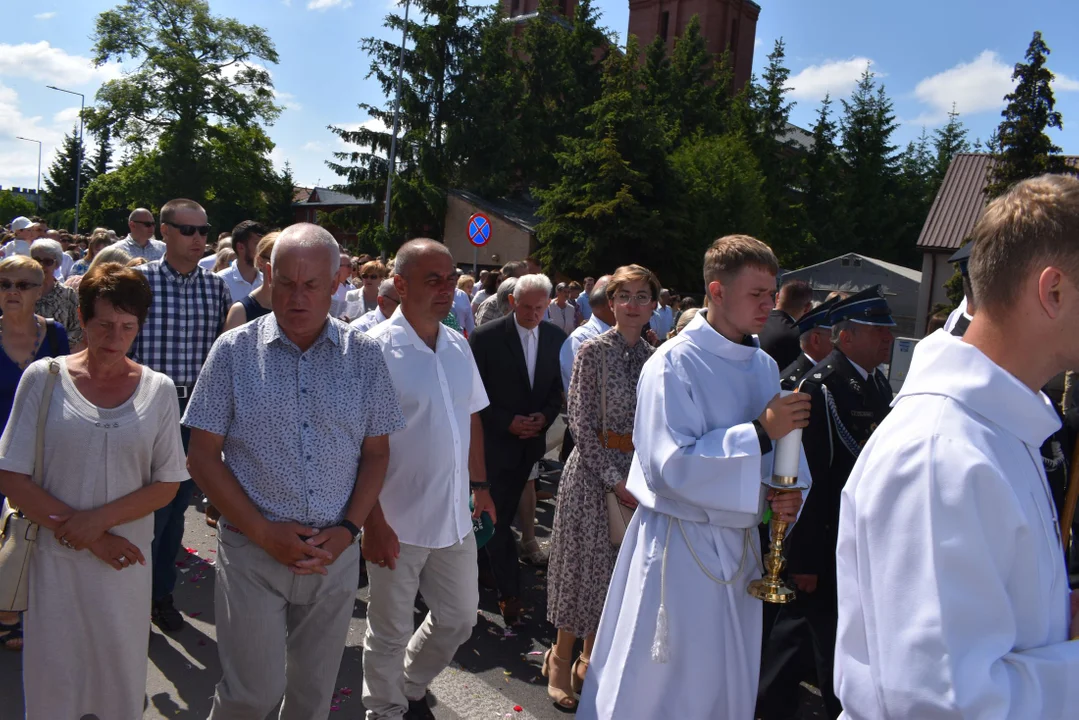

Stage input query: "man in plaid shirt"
[{"left": 130, "top": 197, "right": 231, "bottom": 632}]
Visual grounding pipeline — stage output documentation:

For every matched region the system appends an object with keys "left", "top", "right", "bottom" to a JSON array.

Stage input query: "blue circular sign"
[{"left": 468, "top": 213, "right": 491, "bottom": 247}]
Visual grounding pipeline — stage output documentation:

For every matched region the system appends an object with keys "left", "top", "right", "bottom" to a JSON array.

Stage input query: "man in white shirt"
[
  {"left": 2, "top": 216, "right": 35, "bottom": 257},
  {"left": 577, "top": 235, "right": 809, "bottom": 720},
  {"left": 215, "top": 220, "right": 266, "bottom": 302},
  {"left": 650, "top": 288, "right": 674, "bottom": 340},
  {"left": 576, "top": 276, "right": 594, "bottom": 321},
  {"left": 350, "top": 279, "right": 400, "bottom": 334},
  {"left": 116, "top": 208, "right": 167, "bottom": 262},
  {"left": 363, "top": 239, "right": 496, "bottom": 720},
  {"left": 330, "top": 253, "right": 353, "bottom": 318},
  {"left": 835, "top": 174, "right": 1079, "bottom": 719}
]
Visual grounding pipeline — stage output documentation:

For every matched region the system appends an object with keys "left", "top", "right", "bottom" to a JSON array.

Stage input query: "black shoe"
[
  {"left": 151, "top": 594, "right": 185, "bottom": 633},
  {"left": 405, "top": 697, "right": 436, "bottom": 720}
]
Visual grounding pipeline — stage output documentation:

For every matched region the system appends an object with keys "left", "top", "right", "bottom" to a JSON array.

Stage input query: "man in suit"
[
  {"left": 757, "top": 286, "right": 895, "bottom": 720},
  {"left": 469, "top": 273, "right": 568, "bottom": 625},
  {"left": 759, "top": 279, "right": 813, "bottom": 370},
  {"left": 779, "top": 295, "right": 842, "bottom": 390}
]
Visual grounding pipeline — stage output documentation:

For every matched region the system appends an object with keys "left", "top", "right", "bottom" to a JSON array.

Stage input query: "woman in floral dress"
[{"left": 543, "top": 264, "right": 660, "bottom": 710}]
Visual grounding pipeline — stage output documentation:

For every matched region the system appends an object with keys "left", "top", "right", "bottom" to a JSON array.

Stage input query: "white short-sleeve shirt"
[{"left": 367, "top": 308, "right": 490, "bottom": 548}]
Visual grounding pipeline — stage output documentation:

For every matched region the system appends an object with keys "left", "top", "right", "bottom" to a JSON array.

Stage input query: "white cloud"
[
  {"left": 34, "top": 12, "right": 57, "bottom": 21},
  {"left": 912, "top": 50, "right": 1079, "bottom": 125},
  {"left": 0, "top": 42, "right": 122, "bottom": 86},
  {"left": 786, "top": 57, "right": 875, "bottom": 102},
  {"left": 306, "top": 0, "right": 353, "bottom": 10}
]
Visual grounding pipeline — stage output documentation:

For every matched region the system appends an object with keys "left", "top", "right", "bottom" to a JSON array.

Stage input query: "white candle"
[{"left": 772, "top": 390, "right": 803, "bottom": 482}]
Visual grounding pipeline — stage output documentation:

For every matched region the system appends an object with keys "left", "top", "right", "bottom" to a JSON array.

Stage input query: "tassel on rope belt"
[{"left": 651, "top": 518, "right": 763, "bottom": 664}]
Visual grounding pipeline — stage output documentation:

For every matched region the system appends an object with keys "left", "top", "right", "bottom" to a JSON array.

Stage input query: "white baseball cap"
[{"left": 10, "top": 216, "right": 33, "bottom": 232}]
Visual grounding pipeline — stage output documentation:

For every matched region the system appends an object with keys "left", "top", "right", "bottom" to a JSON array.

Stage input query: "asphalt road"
[{"left": 0, "top": 430, "right": 827, "bottom": 719}]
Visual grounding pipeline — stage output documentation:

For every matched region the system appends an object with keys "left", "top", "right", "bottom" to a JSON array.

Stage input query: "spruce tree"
[
  {"left": 802, "top": 95, "right": 845, "bottom": 259},
  {"left": 90, "top": 125, "right": 113, "bottom": 179},
  {"left": 932, "top": 104, "right": 970, "bottom": 182},
  {"left": 42, "top": 126, "right": 93, "bottom": 214},
  {"left": 987, "top": 31, "right": 1067, "bottom": 197}
]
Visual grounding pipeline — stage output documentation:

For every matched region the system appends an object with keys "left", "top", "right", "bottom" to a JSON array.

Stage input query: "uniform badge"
[{"left": 814, "top": 373, "right": 822, "bottom": 379}]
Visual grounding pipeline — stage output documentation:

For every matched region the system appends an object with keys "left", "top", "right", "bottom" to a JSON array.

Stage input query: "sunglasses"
[
  {"left": 32, "top": 257, "right": 56, "bottom": 267},
  {"left": 163, "top": 221, "right": 211, "bottom": 237},
  {"left": 132, "top": 220, "right": 155, "bottom": 228},
  {"left": 0, "top": 280, "right": 42, "bottom": 292}
]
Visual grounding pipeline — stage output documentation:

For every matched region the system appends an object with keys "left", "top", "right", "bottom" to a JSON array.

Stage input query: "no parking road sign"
[{"left": 468, "top": 212, "right": 491, "bottom": 247}]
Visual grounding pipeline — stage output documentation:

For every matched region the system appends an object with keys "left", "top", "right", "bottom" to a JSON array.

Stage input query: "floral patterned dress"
[{"left": 547, "top": 328, "right": 653, "bottom": 637}]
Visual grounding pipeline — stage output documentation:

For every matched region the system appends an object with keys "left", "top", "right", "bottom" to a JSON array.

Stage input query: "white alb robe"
[
  {"left": 578, "top": 310, "right": 811, "bottom": 720},
  {"left": 835, "top": 330, "right": 1079, "bottom": 719},
  {"left": 942, "top": 296, "right": 969, "bottom": 332}
]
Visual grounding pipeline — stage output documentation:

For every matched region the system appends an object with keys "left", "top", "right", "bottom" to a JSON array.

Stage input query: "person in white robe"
[
  {"left": 577, "top": 235, "right": 811, "bottom": 720},
  {"left": 835, "top": 174, "right": 1079, "bottom": 720}
]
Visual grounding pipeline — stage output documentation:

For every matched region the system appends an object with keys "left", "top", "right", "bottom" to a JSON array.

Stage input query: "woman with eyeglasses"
[
  {"left": 31, "top": 238, "right": 83, "bottom": 350},
  {"left": 0, "top": 254, "right": 71, "bottom": 651},
  {"left": 224, "top": 231, "right": 278, "bottom": 331},
  {"left": 357, "top": 259, "right": 387, "bottom": 314},
  {"left": 542, "top": 264, "right": 658, "bottom": 710}
]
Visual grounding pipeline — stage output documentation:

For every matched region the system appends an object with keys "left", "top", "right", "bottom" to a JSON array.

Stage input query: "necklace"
[{"left": 0, "top": 316, "right": 44, "bottom": 370}]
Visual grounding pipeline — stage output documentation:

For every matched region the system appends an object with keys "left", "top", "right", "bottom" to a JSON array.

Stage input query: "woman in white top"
[
  {"left": 547, "top": 282, "right": 578, "bottom": 334},
  {"left": 0, "top": 262, "right": 189, "bottom": 719}
]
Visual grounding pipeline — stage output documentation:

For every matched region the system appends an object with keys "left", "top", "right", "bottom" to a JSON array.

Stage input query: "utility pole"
[
  {"left": 15, "top": 136, "right": 42, "bottom": 210},
  {"left": 381, "top": 0, "right": 411, "bottom": 262},
  {"left": 46, "top": 85, "right": 85, "bottom": 233}
]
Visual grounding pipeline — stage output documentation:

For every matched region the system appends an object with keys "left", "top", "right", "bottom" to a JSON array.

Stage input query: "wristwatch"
[
  {"left": 337, "top": 519, "right": 361, "bottom": 544},
  {"left": 470, "top": 481, "right": 491, "bottom": 491}
]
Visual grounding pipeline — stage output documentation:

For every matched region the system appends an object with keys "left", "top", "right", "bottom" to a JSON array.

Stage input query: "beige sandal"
[
  {"left": 542, "top": 648, "right": 578, "bottom": 710},
  {"left": 571, "top": 654, "right": 590, "bottom": 695}
]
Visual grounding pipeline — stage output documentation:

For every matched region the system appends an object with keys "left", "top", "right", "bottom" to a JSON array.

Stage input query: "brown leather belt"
[{"left": 598, "top": 430, "right": 634, "bottom": 454}]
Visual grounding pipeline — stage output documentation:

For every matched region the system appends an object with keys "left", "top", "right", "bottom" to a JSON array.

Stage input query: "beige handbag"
[
  {"left": 0, "top": 360, "right": 61, "bottom": 612},
  {"left": 601, "top": 349, "right": 636, "bottom": 546}
]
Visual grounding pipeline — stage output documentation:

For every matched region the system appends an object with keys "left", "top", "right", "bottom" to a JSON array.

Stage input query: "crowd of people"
[{"left": 1, "top": 172, "right": 1078, "bottom": 720}]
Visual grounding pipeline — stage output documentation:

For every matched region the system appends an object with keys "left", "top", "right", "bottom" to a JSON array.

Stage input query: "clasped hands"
[
  {"left": 49, "top": 509, "right": 144, "bottom": 571},
  {"left": 509, "top": 412, "right": 545, "bottom": 439},
  {"left": 256, "top": 521, "right": 354, "bottom": 576}
]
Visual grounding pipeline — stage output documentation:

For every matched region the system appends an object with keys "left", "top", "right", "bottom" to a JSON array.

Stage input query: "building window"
[
  {"left": 557, "top": 0, "right": 567, "bottom": 15},
  {"left": 841, "top": 258, "right": 851, "bottom": 267},
  {"left": 511, "top": 0, "right": 519, "bottom": 15},
  {"left": 660, "top": 11, "right": 670, "bottom": 42},
  {"left": 730, "top": 18, "right": 740, "bottom": 54}
]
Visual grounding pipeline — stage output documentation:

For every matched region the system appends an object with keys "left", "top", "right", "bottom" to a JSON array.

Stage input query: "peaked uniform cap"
[
  {"left": 796, "top": 296, "right": 841, "bottom": 334},
  {"left": 828, "top": 285, "right": 896, "bottom": 327}
]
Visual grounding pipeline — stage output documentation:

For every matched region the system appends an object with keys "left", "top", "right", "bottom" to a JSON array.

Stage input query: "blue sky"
[{"left": 1, "top": 0, "right": 1076, "bottom": 199}]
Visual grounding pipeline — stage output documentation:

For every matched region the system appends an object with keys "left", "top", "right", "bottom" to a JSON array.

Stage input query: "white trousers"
[{"left": 362, "top": 535, "right": 479, "bottom": 719}]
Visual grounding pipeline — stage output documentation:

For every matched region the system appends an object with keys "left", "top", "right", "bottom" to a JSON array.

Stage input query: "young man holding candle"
[
  {"left": 577, "top": 235, "right": 811, "bottom": 720},
  {"left": 758, "top": 286, "right": 895, "bottom": 720},
  {"left": 835, "top": 174, "right": 1079, "bottom": 718}
]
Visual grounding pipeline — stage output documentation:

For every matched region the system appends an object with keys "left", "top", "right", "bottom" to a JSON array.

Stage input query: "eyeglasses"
[
  {"left": 32, "top": 257, "right": 56, "bottom": 267},
  {"left": 132, "top": 220, "right": 155, "bottom": 228},
  {"left": 163, "top": 221, "right": 211, "bottom": 237},
  {"left": 613, "top": 292, "right": 653, "bottom": 306},
  {"left": 0, "top": 280, "right": 42, "bottom": 292}
]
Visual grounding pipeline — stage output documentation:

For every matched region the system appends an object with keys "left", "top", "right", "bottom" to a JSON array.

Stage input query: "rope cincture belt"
[{"left": 651, "top": 518, "right": 763, "bottom": 663}]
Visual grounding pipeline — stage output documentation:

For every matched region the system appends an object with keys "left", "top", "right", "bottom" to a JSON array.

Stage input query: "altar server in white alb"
[
  {"left": 835, "top": 173, "right": 1079, "bottom": 720},
  {"left": 577, "top": 235, "right": 812, "bottom": 720}
]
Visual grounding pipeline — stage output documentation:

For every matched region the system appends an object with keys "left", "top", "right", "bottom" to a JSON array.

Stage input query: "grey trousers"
[
  {"left": 209, "top": 522, "right": 360, "bottom": 720},
  {"left": 362, "top": 535, "right": 479, "bottom": 719}
]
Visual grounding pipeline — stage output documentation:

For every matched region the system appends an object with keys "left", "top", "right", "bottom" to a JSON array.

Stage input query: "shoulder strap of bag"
[
  {"left": 33, "top": 361, "right": 62, "bottom": 487},
  {"left": 44, "top": 319, "right": 59, "bottom": 358}
]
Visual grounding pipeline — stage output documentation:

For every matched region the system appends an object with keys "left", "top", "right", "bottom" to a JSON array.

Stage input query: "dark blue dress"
[{"left": 0, "top": 321, "right": 70, "bottom": 502}]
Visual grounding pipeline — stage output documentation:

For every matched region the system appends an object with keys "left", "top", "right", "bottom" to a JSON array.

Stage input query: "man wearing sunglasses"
[
  {"left": 130, "top": 198, "right": 231, "bottom": 633},
  {"left": 117, "top": 208, "right": 167, "bottom": 262}
]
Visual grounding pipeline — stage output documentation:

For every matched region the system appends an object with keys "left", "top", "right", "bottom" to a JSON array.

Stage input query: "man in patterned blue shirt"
[
  {"left": 129, "top": 198, "right": 231, "bottom": 633},
  {"left": 184, "top": 223, "right": 405, "bottom": 720}
]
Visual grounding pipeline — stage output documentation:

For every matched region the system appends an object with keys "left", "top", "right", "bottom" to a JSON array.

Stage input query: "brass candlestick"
[
  {"left": 748, "top": 417, "right": 805, "bottom": 604},
  {"left": 747, "top": 485, "right": 798, "bottom": 604}
]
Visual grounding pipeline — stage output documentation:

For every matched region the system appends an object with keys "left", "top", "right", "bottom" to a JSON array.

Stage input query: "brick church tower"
[
  {"left": 628, "top": 0, "right": 760, "bottom": 89},
  {"left": 502, "top": 0, "right": 759, "bottom": 90}
]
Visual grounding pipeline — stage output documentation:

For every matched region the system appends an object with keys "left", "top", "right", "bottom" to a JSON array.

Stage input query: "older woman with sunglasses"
[
  {"left": 224, "top": 231, "right": 278, "bottom": 331},
  {"left": 32, "top": 238, "right": 83, "bottom": 350},
  {"left": 0, "top": 255, "right": 70, "bottom": 651}
]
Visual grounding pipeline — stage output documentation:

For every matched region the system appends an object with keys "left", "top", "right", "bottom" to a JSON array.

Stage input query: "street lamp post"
[
  {"left": 381, "top": 0, "right": 410, "bottom": 262},
  {"left": 14, "top": 136, "right": 42, "bottom": 211},
  {"left": 46, "top": 85, "right": 85, "bottom": 233}
]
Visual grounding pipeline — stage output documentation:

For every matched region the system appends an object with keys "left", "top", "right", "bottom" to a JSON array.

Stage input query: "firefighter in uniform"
[
  {"left": 757, "top": 286, "right": 896, "bottom": 720},
  {"left": 779, "top": 295, "right": 842, "bottom": 391}
]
